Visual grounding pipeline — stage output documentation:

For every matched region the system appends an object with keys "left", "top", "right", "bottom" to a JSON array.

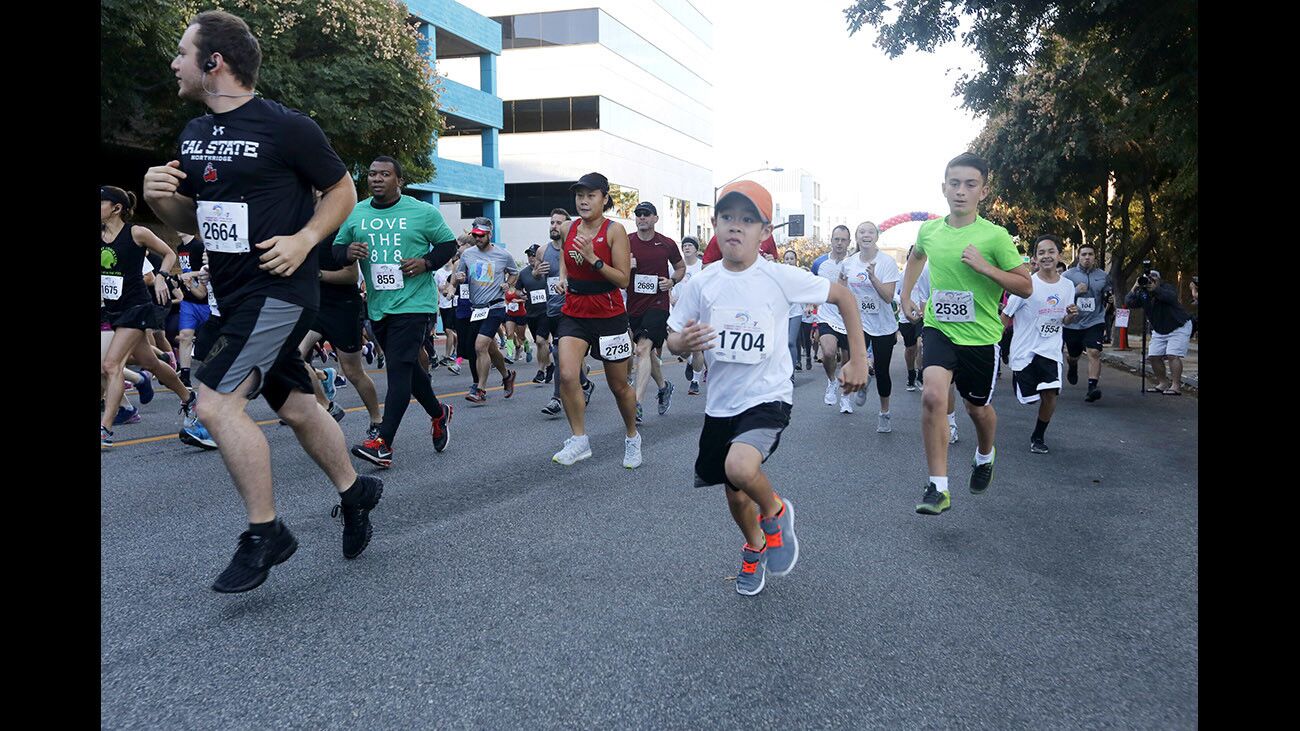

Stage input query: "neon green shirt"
[
  {"left": 915, "top": 215, "right": 1022, "bottom": 345},
  {"left": 334, "top": 195, "right": 455, "bottom": 321}
]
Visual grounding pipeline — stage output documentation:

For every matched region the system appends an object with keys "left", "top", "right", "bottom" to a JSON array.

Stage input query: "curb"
[{"left": 1099, "top": 351, "right": 1198, "bottom": 395}]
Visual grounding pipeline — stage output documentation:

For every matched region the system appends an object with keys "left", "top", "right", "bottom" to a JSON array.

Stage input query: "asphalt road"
[{"left": 101, "top": 349, "right": 1198, "bottom": 728}]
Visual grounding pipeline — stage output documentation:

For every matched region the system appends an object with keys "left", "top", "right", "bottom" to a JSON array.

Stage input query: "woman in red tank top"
[{"left": 551, "top": 172, "right": 643, "bottom": 468}]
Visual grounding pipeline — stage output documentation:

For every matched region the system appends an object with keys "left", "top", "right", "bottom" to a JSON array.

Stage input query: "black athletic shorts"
[
  {"left": 454, "top": 314, "right": 478, "bottom": 361},
  {"left": 1063, "top": 323, "right": 1106, "bottom": 357},
  {"left": 898, "top": 320, "right": 921, "bottom": 347},
  {"left": 195, "top": 296, "right": 316, "bottom": 411},
  {"left": 1012, "top": 354, "right": 1062, "bottom": 405},
  {"left": 472, "top": 310, "right": 508, "bottom": 339},
  {"left": 629, "top": 308, "right": 669, "bottom": 350},
  {"left": 694, "top": 401, "right": 792, "bottom": 490},
  {"left": 192, "top": 314, "right": 224, "bottom": 363},
  {"left": 819, "top": 326, "right": 849, "bottom": 353},
  {"left": 311, "top": 295, "right": 363, "bottom": 353},
  {"left": 107, "top": 303, "right": 166, "bottom": 332},
  {"left": 527, "top": 313, "right": 552, "bottom": 341},
  {"left": 439, "top": 307, "right": 456, "bottom": 335},
  {"left": 507, "top": 314, "right": 530, "bottom": 326},
  {"left": 921, "top": 326, "right": 1000, "bottom": 407},
  {"left": 556, "top": 313, "right": 632, "bottom": 363},
  {"left": 372, "top": 312, "right": 433, "bottom": 368}
]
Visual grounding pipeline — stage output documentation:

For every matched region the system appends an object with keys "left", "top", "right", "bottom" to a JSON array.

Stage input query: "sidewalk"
[{"left": 1097, "top": 337, "right": 1198, "bottom": 393}]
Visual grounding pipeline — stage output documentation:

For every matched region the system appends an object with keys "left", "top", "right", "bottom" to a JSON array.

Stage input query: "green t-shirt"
[
  {"left": 915, "top": 215, "right": 1022, "bottom": 345},
  {"left": 334, "top": 195, "right": 455, "bottom": 321}
]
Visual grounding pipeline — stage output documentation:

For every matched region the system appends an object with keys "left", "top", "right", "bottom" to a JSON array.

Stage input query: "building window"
[
  {"left": 501, "top": 182, "right": 580, "bottom": 218},
  {"left": 501, "top": 96, "right": 599, "bottom": 134},
  {"left": 493, "top": 9, "right": 598, "bottom": 50}
]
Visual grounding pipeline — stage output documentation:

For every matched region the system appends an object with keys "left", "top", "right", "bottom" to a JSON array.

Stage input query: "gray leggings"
[{"left": 788, "top": 315, "right": 802, "bottom": 367}]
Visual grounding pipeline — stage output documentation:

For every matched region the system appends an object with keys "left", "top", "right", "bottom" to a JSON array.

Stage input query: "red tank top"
[{"left": 561, "top": 218, "right": 625, "bottom": 318}]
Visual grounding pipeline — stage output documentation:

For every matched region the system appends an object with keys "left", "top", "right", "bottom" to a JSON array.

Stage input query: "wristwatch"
[{"left": 592, "top": 259, "right": 605, "bottom": 271}]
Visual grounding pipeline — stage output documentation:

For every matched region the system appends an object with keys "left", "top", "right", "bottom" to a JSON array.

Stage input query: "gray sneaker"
[
  {"left": 582, "top": 378, "right": 594, "bottom": 405},
  {"left": 328, "top": 402, "right": 346, "bottom": 422},
  {"left": 541, "top": 398, "right": 563, "bottom": 417},
  {"left": 735, "top": 544, "right": 768, "bottom": 596},
  {"left": 759, "top": 498, "right": 799, "bottom": 577},
  {"left": 623, "top": 432, "right": 643, "bottom": 469},
  {"left": 657, "top": 381, "right": 675, "bottom": 415},
  {"left": 876, "top": 412, "right": 891, "bottom": 433}
]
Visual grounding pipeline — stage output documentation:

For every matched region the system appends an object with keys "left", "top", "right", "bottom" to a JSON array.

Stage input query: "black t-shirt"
[
  {"left": 176, "top": 237, "right": 207, "bottom": 304},
  {"left": 315, "top": 231, "right": 360, "bottom": 302},
  {"left": 176, "top": 97, "right": 347, "bottom": 313},
  {"left": 100, "top": 225, "right": 150, "bottom": 314},
  {"left": 145, "top": 251, "right": 180, "bottom": 314}
]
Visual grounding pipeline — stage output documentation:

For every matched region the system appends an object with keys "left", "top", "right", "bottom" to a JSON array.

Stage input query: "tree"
[{"left": 101, "top": 0, "right": 442, "bottom": 187}]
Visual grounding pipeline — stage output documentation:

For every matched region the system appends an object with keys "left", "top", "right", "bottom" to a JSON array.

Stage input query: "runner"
[
  {"left": 899, "top": 153, "right": 1031, "bottom": 515},
  {"left": 665, "top": 180, "right": 868, "bottom": 595},
  {"left": 434, "top": 253, "right": 462, "bottom": 373},
  {"left": 550, "top": 172, "right": 642, "bottom": 466},
  {"left": 340, "top": 156, "right": 457, "bottom": 465},
  {"left": 1062, "top": 242, "right": 1112, "bottom": 402},
  {"left": 676, "top": 236, "right": 706, "bottom": 394},
  {"left": 626, "top": 201, "right": 685, "bottom": 422},
  {"left": 100, "top": 186, "right": 196, "bottom": 447},
  {"left": 1001, "top": 234, "right": 1079, "bottom": 454},
  {"left": 538, "top": 208, "right": 595, "bottom": 416},
  {"left": 144, "top": 10, "right": 381, "bottom": 591},
  {"left": 840, "top": 221, "right": 901, "bottom": 432},
  {"left": 782, "top": 250, "right": 804, "bottom": 372},
  {"left": 504, "top": 284, "right": 530, "bottom": 365},
  {"left": 174, "top": 233, "right": 210, "bottom": 388},
  {"left": 453, "top": 217, "right": 518, "bottom": 404},
  {"left": 815, "top": 225, "right": 854, "bottom": 412},
  {"left": 907, "top": 261, "right": 960, "bottom": 445},
  {"left": 177, "top": 253, "right": 220, "bottom": 449},
  {"left": 518, "top": 244, "right": 555, "bottom": 384},
  {"left": 898, "top": 245, "right": 922, "bottom": 391}
]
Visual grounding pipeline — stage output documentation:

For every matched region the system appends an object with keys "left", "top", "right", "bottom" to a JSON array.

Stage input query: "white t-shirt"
[
  {"left": 668, "top": 258, "right": 831, "bottom": 417},
  {"left": 1002, "top": 273, "right": 1076, "bottom": 370},
  {"left": 814, "top": 255, "right": 850, "bottom": 333},
  {"left": 434, "top": 267, "right": 451, "bottom": 310},
  {"left": 672, "top": 259, "right": 703, "bottom": 306},
  {"left": 839, "top": 251, "right": 901, "bottom": 336}
]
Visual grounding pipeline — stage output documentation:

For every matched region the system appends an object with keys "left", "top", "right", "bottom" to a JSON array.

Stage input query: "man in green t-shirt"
[
  {"left": 336, "top": 156, "right": 459, "bottom": 468},
  {"left": 899, "top": 152, "right": 1032, "bottom": 515}
]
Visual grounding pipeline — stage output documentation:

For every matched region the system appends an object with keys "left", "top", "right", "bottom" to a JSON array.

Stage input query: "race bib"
[
  {"left": 101, "top": 275, "right": 124, "bottom": 301},
  {"left": 1077, "top": 297, "right": 1096, "bottom": 313},
  {"left": 470, "top": 307, "right": 489, "bottom": 322},
  {"left": 372, "top": 263, "right": 404, "bottom": 291},
  {"left": 458, "top": 284, "right": 470, "bottom": 300},
  {"left": 859, "top": 297, "right": 879, "bottom": 315},
  {"left": 711, "top": 307, "right": 774, "bottom": 364},
  {"left": 206, "top": 283, "right": 218, "bottom": 310},
  {"left": 547, "top": 276, "right": 561, "bottom": 294},
  {"left": 932, "top": 290, "right": 975, "bottom": 323},
  {"left": 196, "top": 201, "right": 250, "bottom": 254},
  {"left": 529, "top": 289, "right": 547, "bottom": 305},
  {"left": 634, "top": 274, "right": 659, "bottom": 295},
  {"left": 1037, "top": 319, "right": 1062, "bottom": 338},
  {"left": 599, "top": 332, "right": 632, "bottom": 360},
  {"left": 507, "top": 301, "right": 520, "bottom": 313}
]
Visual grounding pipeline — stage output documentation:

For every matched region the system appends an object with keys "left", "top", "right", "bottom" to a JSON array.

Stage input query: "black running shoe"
[
  {"left": 969, "top": 456, "right": 995, "bottom": 495},
  {"left": 366, "top": 422, "right": 382, "bottom": 441},
  {"left": 1085, "top": 388, "right": 1101, "bottom": 402},
  {"left": 1030, "top": 439, "right": 1049, "bottom": 454},
  {"left": 532, "top": 369, "right": 546, "bottom": 384},
  {"left": 351, "top": 437, "right": 393, "bottom": 468},
  {"left": 541, "top": 397, "right": 562, "bottom": 416},
  {"left": 544, "top": 364, "right": 555, "bottom": 383},
  {"left": 431, "top": 403, "right": 452, "bottom": 453},
  {"left": 211, "top": 521, "right": 299, "bottom": 593},
  {"left": 582, "top": 378, "right": 594, "bottom": 405},
  {"left": 1067, "top": 360, "right": 1079, "bottom": 385},
  {"left": 332, "top": 475, "right": 384, "bottom": 559}
]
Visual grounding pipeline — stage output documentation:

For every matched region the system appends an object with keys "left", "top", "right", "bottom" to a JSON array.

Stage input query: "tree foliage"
[
  {"left": 101, "top": 0, "right": 442, "bottom": 187},
  {"left": 844, "top": 1, "right": 1198, "bottom": 288}
]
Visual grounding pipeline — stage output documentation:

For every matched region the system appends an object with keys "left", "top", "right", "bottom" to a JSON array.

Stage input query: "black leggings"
[
  {"left": 373, "top": 313, "right": 442, "bottom": 446},
  {"left": 869, "top": 332, "right": 897, "bottom": 398},
  {"left": 798, "top": 322, "right": 814, "bottom": 359}
]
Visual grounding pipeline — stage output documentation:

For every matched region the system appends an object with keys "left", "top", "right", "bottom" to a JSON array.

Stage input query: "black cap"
[
  {"left": 525, "top": 244, "right": 541, "bottom": 255},
  {"left": 100, "top": 186, "right": 129, "bottom": 208},
  {"left": 633, "top": 201, "right": 657, "bottom": 216},
  {"left": 569, "top": 172, "right": 609, "bottom": 193}
]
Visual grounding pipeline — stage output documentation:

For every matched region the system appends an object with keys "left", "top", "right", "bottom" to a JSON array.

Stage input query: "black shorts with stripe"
[
  {"left": 694, "top": 401, "right": 793, "bottom": 490},
  {"left": 194, "top": 296, "right": 316, "bottom": 411}
]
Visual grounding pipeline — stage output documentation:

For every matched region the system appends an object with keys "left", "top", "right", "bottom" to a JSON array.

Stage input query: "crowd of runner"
[{"left": 103, "top": 10, "right": 1165, "bottom": 596}]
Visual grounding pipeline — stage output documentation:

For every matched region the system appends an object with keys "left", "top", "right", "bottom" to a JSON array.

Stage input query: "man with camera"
[{"left": 1124, "top": 268, "right": 1192, "bottom": 395}]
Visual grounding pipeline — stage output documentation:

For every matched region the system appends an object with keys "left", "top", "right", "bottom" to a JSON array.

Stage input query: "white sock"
[
  {"left": 879, "top": 411, "right": 889, "bottom": 417},
  {"left": 948, "top": 413, "right": 957, "bottom": 427},
  {"left": 931, "top": 476, "right": 949, "bottom": 493},
  {"left": 974, "top": 448, "right": 995, "bottom": 465}
]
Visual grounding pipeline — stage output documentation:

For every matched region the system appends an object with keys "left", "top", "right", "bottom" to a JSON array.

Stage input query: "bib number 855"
[{"left": 375, "top": 272, "right": 397, "bottom": 287}]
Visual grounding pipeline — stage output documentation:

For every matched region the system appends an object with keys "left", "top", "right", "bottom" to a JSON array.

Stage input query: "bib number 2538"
[{"left": 932, "top": 290, "right": 975, "bottom": 323}]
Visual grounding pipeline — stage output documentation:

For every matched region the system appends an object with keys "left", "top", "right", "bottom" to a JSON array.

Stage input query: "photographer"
[{"left": 1125, "top": 269, "right": 1192, "bottom": 395}]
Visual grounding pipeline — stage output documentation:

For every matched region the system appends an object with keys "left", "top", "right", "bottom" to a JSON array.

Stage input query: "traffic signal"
[{"left": 787, "top": 214, "right": 805, "bottom": 237}]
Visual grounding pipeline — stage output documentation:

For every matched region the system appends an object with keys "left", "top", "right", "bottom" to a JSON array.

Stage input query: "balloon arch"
[{"left": 878, "top": 212, "right": 941, "bottom": 232}]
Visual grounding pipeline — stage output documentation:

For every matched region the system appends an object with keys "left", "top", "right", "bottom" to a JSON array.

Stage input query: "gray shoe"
[
  {"left": 735, "top": 544, "right": 768, "bottom": 595},
  {"left": 582, "top": 378, "right": 594, "bottom": 406},
  {"left": 657, "top": 381, "right": 675, "bottom": 415},
  {"left": 541, "top": 398, "right": 562, "bottom": 417},
  {"left": 876, "top": 412, "right": 891, "bottom": 433},
  {"left": 759, "top": 498, "right": 799, "bottom": 577},
  {"left": 328, "top": 402, "right": 346, "bottom": 422}
]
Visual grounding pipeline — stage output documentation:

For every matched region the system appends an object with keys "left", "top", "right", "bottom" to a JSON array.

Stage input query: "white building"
[
  {"left": 743, "top": 167, "right": 826, "bottom": 246},
  {"left": 434, "top": 1, "right": 714, "bottom": 259}
]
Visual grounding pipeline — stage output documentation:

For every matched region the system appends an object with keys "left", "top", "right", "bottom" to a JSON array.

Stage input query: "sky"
[{"left": 706, "top": 0, "right": 987, "bottom": 247}]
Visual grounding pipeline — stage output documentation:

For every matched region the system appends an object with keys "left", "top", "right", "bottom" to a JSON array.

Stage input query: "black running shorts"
[
  {"left": 1063, "top": 323, "right": 1106, "bottom": 358},
  {"left": 107, "top": 303, "right": 167, "bottom": 332},
  {"left": 629, "top": 308, "right": 669, "bottom": 350},
  {"left": 898, "top": 320, "right": 921, "bottom": 347},
  {"left": 920, "top": 326, "right": 1000, "bottom": 407},
  {"left": 694, "top": 401, "right": 793, "bottom": 490},
  {"left": 195, "top": 296, "right": 316, "bottom": 411},
  {"left": 311, "top": 295, "right": 364, "bottom": 353},
  {"left": 819, "top": 326, "right": 850, "bottom": 353},
  {"left": 1012, "top": 354, "right": 1062, "bottom": 405},
  {"left": 556, "top": 313, "right": 632, "bottom": 363}
]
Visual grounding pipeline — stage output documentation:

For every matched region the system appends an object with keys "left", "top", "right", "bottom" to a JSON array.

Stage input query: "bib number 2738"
[{"left": 598, "top": 332, "right": 632, "bottom": 360}]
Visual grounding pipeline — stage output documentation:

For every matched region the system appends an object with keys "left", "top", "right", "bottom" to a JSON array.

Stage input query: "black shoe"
[
  {"left": 351, "top": 437, "right": 393, "bottom": 468},
  {"left": 211, "top": 521, "right": 299, "bottom": 593},
  {"left": 377, "top": 354, "right": 386, "bottom": 369},
  {"left": 969, "top": 457, "right": 995, "bottom": 495},
  {"left": 1030, "top": 439, "right": 1049, "bottom": 454},
  {"left": 1067, "top": 360, "right": 1079, "bottom": 385},
  {"left": 582, "top": 378, "right": 594, "bottom": 405},
  {"left": 431, "top": 403, "right": 452, "bottom": 453},
  {"left": 544, "top": 364, "right": 555, "bottom": 384},
  {"left": 794, "top": 362, "right": 803, "bottom": 371},
  {"left": 915, "top": 484, "right": 951, "bottom": 515},
  {"left": 366, "top": 422, "right": 382, "bottom": 441},
  {"left": 532, "top": 369, "right": 546, "bottom": 384},
  {"left": 1085, "top": 388, "right": 1102, "bottom": 403},
  {"left": 541, "top": 397, "right": 562, "bottom": 416},
  {"left": 328, "top": 402, "right": 346, "bottom": 422},
  {"left": 332, "top": 475, "right": 384, "bottom": 559}
]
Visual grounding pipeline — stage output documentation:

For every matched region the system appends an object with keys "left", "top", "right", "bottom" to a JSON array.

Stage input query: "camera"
[{"left": 1136, "top": 260, "right": 1154, "bottom": 287}]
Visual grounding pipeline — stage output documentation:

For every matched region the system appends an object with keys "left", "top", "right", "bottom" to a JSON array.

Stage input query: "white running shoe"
[
  {"left": 824, "top": 380, "right": 838, "bottom": 406},
  {"left": 553, "top": 435, "right": 592, "bottom": 465},
  {"left": 877, "top": 412, "right": 891, "bottom": 433},
  {"left": 623, "top": 432, "right": 643, "bottom": 469},
  {"left": 839, "top": 396, "right": 853, "bottom": 414},
  {"left": 949, "top": 423, "right": 959, "bottom": 444}
]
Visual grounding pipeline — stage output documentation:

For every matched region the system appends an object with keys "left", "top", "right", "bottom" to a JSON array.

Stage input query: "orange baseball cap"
[{"left": 715, "top": 180, "right": 773, "bottom": 223}]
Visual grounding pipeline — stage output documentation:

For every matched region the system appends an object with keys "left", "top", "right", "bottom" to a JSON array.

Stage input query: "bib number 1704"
[{"left": 718, "top": 330, "right": 765, "bottom": 353}]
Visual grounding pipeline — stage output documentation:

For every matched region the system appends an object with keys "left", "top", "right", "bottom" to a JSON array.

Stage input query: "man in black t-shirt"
[
  {"left": 143, "top": 10, "right": 382, "bottom": 594},
  {"left": 175, "top": 233, "right": 212, "bottom": 387}
]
